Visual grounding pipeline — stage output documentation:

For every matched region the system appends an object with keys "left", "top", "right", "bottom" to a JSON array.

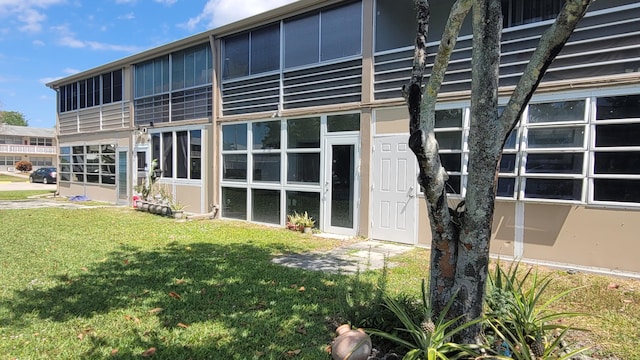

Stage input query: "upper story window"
[
  {"left": 502, "top": 0, "right": 563, "bottom": 27},
  {"left": 29, "top": 138, "right": 53, "bottom": 146},
  {"left": 0, "top": 136, "right": 22, "bottom": 145},
  {"left": 102, "top": 69, "right": 123, "bottom": 104},
  {"left": 172, "top": 44, "right": 213, "bottom": 90},
  {"left": 222, "top": 24, "right": 280, "bottom": 80},
  {"left": 59, "top": 69, "right": 123, "bottom": 113},
  {"left": 284, "top": 1, "right": 362, "bottom": 68},
  {"left": 135, "top": 56, "right": 170, "bottom": 98},
  {"left": 375, "top": 0, "right": 417, "bottom": 52},
  {"left": 134, "top": 43, "right": 213, "bottom": 124}
]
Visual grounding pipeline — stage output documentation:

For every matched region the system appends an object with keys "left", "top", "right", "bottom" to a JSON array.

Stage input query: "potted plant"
[
  {"left": 170, "top": 200, "right": 188, "bottom": 219},
  {"left": 133, "top": 158, "right": 161, "bottom": 211},
  {"left": 287, "top": 212, "right": 302, "bottom": 231},
  {"left": 298, "top": 211, "right": 315, "bottom": 233}
]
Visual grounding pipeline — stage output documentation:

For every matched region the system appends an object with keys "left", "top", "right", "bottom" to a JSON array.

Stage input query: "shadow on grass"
[{"left": 2, "top": 241, "right": 377, "bottom": 359}]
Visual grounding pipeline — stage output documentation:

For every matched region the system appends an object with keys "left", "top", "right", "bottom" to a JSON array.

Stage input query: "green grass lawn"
[
  {"left": 0, "top": 174, "right": 28, "bottom": 182},
  {"left": 0, "top": 207, "right": 638, "bottom": 359},
  {"left": 0, "top": 190, "right": 55, "bottom": 200}
]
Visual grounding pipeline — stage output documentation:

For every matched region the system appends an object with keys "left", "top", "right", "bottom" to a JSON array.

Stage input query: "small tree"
[
  {"left": 407, "top": 0, "right": 594, "bottom": 343},
  {"left": 0, "top": 111, "right": 28, "bottom": 126},
  {"left": 15, "top": 160, "right": 32, "bottom": 173}
]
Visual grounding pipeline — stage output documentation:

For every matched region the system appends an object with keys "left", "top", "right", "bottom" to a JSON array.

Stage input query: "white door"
[
  {"left": 371, "top": 135, "right": 417, "bottom": 244},
  {"left": 323, "top": 135, "right": 360, "bottom": 236}
]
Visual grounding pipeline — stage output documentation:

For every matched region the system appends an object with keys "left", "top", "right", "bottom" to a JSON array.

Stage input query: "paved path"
[{"left": 272, "top": 239, "right": 413, "bottom": 274}]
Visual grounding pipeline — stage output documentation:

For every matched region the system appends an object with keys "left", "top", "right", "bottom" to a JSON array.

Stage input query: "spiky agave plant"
[
  {"left": 485, "top": 261, "right": 590, "bottom": 359},
  {"left": 366, "top": 279, "right": 482, "bottom": 360}
]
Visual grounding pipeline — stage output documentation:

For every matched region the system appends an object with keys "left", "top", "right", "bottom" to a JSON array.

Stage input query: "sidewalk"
[{"left": 272, "top": 239, "right": 413, "bottom": 274}]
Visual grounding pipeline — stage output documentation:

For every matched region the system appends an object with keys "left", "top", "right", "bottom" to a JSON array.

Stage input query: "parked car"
[{"left": 29, "top": 167, "right": 57, "bottom": 184}]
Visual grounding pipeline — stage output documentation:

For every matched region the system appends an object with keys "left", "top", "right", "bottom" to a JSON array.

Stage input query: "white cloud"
[
  {"left": 183, "top": 0, "right": 296, "bottom": 31},
  {"left": 0, "top": 0, "right": 66, "bottom": 34},
  {"left": 154, "top": 0, "right": 177, "bottom": 5},
  {"left": 118, "top": 12, "right": 135, "bottom": 20},
  {"left": 63, "top": 68, "right": 80, "bottom": 75},
  {"left": 32, "top": 39, "right": 45, "bottom": 46},
  {"left": 52, "top": 24, "right": 142, "bottom": 52}
]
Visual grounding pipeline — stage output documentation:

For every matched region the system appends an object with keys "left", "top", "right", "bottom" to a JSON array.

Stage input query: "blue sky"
[{"left": 0, "top": 0, "right": 296, "bottom": 129}]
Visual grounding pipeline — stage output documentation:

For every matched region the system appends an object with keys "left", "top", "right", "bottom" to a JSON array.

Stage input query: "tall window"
[
  {"left": 284, "top": 1, "right": 362, "bottom": 68},
  {"left": 592, "top": 95, "right": 640, "bottom": 204},
  {"left": 520, "top": 100, "right": 587, "bottom": 201},
  {"left": 287, "top": 118, "right": 321, "bottom": 184},
  {"left": 222, "top": 24, "right": 280, "bottom": 80},
  {"left": 435, "top": 109, "right": 465, "bottom": 195},
  {"left": 150, "top": 129, "right": 202, "bottom": 180},
  {"left": 375, "top": 0, "right": 417, "bottom": 52},
  {"left": 172, "top": 44, "right": 213, "bottom": 90},
  {"left": 135, "top": 56, "right": 170, "bottom": 124},
  {"left": 252, "top": 121, "right": 281, "bottom": 182},
  {"left": 222, "top": 123, "right": 248, "bottom": 181}
]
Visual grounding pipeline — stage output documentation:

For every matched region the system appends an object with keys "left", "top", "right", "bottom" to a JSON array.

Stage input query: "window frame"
[
  {"left": 219, "top": 112, "right": 360, "bottom": 225},
  {"left": 149, "top": 127, "right": 204, "bottom": 181}
]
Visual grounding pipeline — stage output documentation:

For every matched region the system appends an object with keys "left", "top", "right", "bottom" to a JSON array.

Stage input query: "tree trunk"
[{"left": 407, "top": 0, "right": 595, "bottom": 344}]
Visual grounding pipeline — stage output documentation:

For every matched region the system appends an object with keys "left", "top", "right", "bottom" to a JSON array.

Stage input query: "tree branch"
[
  {"left": 499, "top": 0, "right": 595, "bottom": 141},
  {"left": 406, "top": 0, "right": 473, "bottom": 317}
]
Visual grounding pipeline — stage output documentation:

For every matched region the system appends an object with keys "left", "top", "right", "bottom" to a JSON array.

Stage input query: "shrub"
[
  {"left": 484, "top": 261, "right": 589, "bottom": 359},
  {"left": 366, "top": 279, "right": 483, "bottom": 360},
  {"left": 15, "top": 160, "right": 32, "bottom": 172}
]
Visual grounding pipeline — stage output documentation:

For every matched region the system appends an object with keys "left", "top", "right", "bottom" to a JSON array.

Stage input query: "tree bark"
[
  {"left": 406, "top": 0, "right": 473, "bottom": 320},
  {"left": 407, "top": 0, "right": 595, "bottom": 344}
]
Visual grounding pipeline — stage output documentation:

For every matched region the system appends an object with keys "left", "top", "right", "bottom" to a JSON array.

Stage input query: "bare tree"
[{"left": 406, "top": 0, "right": 594, "bottom": 343}]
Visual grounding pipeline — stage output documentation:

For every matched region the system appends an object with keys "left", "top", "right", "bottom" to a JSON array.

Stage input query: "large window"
[
  {"left": 222, "top": 123, "right": 248, "bottom": 181},
  {"left": 521, "top": 100, "right": 587, "bottom": 201},
  {"left": 58, "top": 144, "right": 115, "bottom": 185},
  {"left": 592, "top": 95, "right": 640, "bottom": 204},
  {"left": 252, "top": 121, "right": 281, "bottom": 182},
  {"left": 222, "top": 24, "right": 280, "bottom": 80},
  {"left": 439, "top": 96, "right": 640, "bottom": 205},
  {"left": 59, "top": 70, "right": 122, "bottom": 112},
  {"left": 284, "top": 1, "right": 362, "bottom": 68},
  {"left": 220, "top": 113, "right": 359, "bottom": 225},
  {"left": 134, "top": 44, "right": 212, "bottom": 124},
  {"left": 135, "top": 56, "right": 170, "bottom": 98},
  {"left": 172, "top": 44, "right": 212, "bottom": 90},
  {"left": 435, "top": 109, "right": 466, "bottom": 195},
  {"left": 150, "top": 129, "right": 202, "bottom": 180},
  {"left": 375, "top": 0, "right": 417, "bottom": 52},
  {"left": 287, "top": 118, "right": 321, "bottom": 184}
]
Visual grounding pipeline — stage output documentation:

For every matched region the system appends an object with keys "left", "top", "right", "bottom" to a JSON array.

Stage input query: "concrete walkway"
[{"left": 272, "top": 239, "right": 413, "bottom": 274}]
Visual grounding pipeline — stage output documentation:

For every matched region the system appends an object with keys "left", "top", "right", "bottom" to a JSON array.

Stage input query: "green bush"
[
  {"left": 484, "top": 261, "right": 589, "bottom": 359},
  {"left": 366, "top": 279, "right": 482, "bottom": 360},
  {"left": 15, "top": 160, "right": 32, "bottom": 172}
]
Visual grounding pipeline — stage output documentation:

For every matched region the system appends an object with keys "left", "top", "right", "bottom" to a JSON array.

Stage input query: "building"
[
  {"left": 0, "top": 123, "right": 56, "bottom": 172},
  {"left": 47, "top": 0, "right": 640, "bottom": 275}
]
